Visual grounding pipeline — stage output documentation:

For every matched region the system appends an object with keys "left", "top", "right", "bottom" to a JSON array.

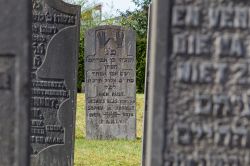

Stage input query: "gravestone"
[
  {"left": 81, "top": 82, "right": 85, "bottom": 93},
  {"left": 146, "top": 0, "right": 250, "bottom": 166},
  {"left": 30, "top": 0, "right": 80, "bottom": 165},
  {"left": 85, "top": 25, "right": 136, "bottom": 139},
  {"left": 142, "top": 3, "right": 152, "bottom": 166},
  {"left": 0, "top": 0, "right": 31, "bottom": 166}
]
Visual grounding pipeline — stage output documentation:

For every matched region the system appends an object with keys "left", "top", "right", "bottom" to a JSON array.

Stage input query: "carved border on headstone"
[{"left": 30, "top": 0, "right": 80, "bottom": 165}]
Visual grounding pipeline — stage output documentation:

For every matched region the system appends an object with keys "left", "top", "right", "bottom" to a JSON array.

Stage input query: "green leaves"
[{"left": 119, "top": 0, "right": 151, "bottom": 93}]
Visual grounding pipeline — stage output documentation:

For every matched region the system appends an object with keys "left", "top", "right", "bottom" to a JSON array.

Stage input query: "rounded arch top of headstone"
[{"left": 44, "top": 0, "right": 81, "bottom": 14}]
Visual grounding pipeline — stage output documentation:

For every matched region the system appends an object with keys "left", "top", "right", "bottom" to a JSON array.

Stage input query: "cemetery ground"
[{"left": 74, "top": 94, "right": 144, "bottom": 166}]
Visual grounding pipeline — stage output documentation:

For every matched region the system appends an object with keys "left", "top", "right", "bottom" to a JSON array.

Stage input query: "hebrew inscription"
[
  {"left": 162, "top": 1, "right": 250, "bottom": 165},
  {"left": 85, "top": 26, "right": 136, "bottom": 139},
  {"left": 30, "top": 1, "right": 79, "bottom": 163}
]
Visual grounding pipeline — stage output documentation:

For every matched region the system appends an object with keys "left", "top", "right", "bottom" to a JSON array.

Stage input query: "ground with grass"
[{"left": 74, "top": 94, "right": 144, "bottom": 166}]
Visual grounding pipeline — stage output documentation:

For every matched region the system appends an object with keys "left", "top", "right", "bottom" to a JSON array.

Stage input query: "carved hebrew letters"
[
  {"left": 30, "top": 0, "right": 80, "bottom": 165},
  {"left": 85, "top": 26, "right": 136, "bottom": 139},
  {"left": 31, "top": 2, "right": 74, "bottom": 155}
]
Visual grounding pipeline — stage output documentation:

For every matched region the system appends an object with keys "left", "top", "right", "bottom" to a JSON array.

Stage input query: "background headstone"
[
  {"left": 81, "top": 82, "right": 85, "bottom": 93},
  {"left": 0, "top": 0, "right": 31, "bottom": 165},
  {"left": 142, "top": 3, "right": 152, "bottom": 166},
  {"left": 146, "top": 0, "right": 250, "bottom": 165},
  {"left": 85, "top": 25, "right": 136, "bottom": 139},
  {"left": 30, "top": 0, "right": 80, "bottom": 165}
]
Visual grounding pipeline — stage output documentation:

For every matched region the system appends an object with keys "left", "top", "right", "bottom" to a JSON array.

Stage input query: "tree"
[
  {"left": 133, "top": 0, "right": 151, "bottom": 7},
  {"left": 119, "top": 0, "right": 151, "bottom": 93},
  {"left": 120, "top": 0, "right": 151, "bottom": 38}
]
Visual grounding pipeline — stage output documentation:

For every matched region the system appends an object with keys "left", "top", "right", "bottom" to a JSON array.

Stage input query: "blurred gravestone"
[
  {"left": 85, "top": 26, "right": 136, "bottom": 139},
  {"left": 30, "top": 0, "right": 80, "bottom": 165},
  {"left": 0, "top": 0, "right": 31, "bottom": 166},
  {"left": 142, "top": 3, "right": 152, "bottom": 166},
  {"left": 146, "top": 0, "right": 250, "bottom": 166}
]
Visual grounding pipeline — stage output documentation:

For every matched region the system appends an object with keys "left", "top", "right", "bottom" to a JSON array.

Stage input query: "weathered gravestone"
[
  {"left": 81, "top": 82, "right": 85, "bottom": 93},
  {"left": 142, "top": 3, "right": 152, "bottom": 166},
  {"left": 0, "top": 1, "right": 31, "bottom": 166},
  {"left": 30, "top": 0, "right": 80, "bottom": 165},
  {"left": 146, "top": 0, "right": 250, "bottom": 165},
  {"left": 85, "top": 26, "right": 136, "bottom": 139}
]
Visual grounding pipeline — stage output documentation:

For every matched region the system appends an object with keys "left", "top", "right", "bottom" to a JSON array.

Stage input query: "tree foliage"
[{"left": 120, "top": 0, "right": 151, "bottom": 93}]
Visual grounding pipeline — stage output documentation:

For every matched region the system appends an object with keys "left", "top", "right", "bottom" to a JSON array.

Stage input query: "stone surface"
[
  {"left": 81, "top": 82, "right": 85, "bottom": 93},
  {"left": 85, "top": 25, "right": 136, "bottom": 139},
  {"left": 0, "top": 1, "right": 31, "bottom": 166},
  {"left": 146, "top": 0, "right": 250, "bottom": 166},
  {"left": 142, "top": 4, "right": 152, "bottom": 166},
  {"left": 30, "top": 0, "right": 80, "bottom": 165}
]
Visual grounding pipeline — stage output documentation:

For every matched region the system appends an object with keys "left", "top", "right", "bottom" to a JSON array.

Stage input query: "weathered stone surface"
[
  {"left": 142, "top": 4, "right": 152, "bottom": 166},
  {"left": 85, "top": 25, "right": 136, "bottom": 139},
  {"left": 81, "top": 82, "right": 85, "bottom": 93},
  {"left": 0, "top": 1, "right": 31, "bottom": 166},
  {"left": 146, "top": 0, "right": 250, "bottom": 166},
  {"left": 30, "top": 0, "right": 80, "bottom": 165}
]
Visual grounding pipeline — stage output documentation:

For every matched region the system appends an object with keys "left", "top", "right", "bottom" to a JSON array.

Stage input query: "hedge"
[
  {"left": 77, "top": 30, "right": 84, "bottom": 92},
  {"left": 136, "top": 38, "right": 147, "bottom": 93}
]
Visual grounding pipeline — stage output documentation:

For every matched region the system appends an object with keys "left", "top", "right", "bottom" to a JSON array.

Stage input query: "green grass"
[{"left": 74, "top": 94, "right": 145, "bottom": 166}]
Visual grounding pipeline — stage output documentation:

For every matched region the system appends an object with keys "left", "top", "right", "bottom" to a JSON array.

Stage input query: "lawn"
[{"left": 74, "top": 94, "right": 145, "bottom": 166}]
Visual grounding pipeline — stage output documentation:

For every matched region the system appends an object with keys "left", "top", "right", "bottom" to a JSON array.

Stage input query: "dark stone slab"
[
  {"left": 30, "top": 0, "right": 80, "bottom": 165},
  {"left": 0, "top": 1, "right": 32, "bottom": 166},
  {"left": 85, "top": 25, "right": 136, "bottom": 139},
  {"left": 146, "top": 0, "right": 250, "bottom": 165},
  {"left": 142, "top": 3, "right": 152, "bottom": 166}
]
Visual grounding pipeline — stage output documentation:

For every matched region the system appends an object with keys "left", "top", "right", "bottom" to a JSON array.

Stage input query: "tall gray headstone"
[
  {"left": 30, "top": 0, "right": 80, "bottom": 165},
  {"left": 85, "top": 25, "right": 136, "bottom": 139},
  {"left": 142, "top": 3, "right": 152, "bottom": 166},
  {"left": 0, "top": 1, "right": 31, "bottom": 166},
  {"left": 146, "top": 0, "right": 250, "bottom": 165}
]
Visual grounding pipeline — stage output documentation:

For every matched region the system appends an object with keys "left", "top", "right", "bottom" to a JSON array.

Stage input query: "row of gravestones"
[{"left": 0, "top": 0, "right": 137, "bottom": 165}]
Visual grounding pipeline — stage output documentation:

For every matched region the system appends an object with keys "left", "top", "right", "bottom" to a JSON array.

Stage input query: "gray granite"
[
  {"left": 81, "top": 82, "right": 85, "bottom": 93},
  {"left": 30, "top": 0, "right": 80, "bottom": 165},
  {"left": 146, "top": 0, "right": 250, "bottom": 165},
  {"left": 85, "top": 25, "right": 136, "bottom": 139},
  {"left": 142, "top": 4, "right": 152, "bottom": 166},
  {"left": 0, "top": 0, "right": 32, "bottom": 165}
]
